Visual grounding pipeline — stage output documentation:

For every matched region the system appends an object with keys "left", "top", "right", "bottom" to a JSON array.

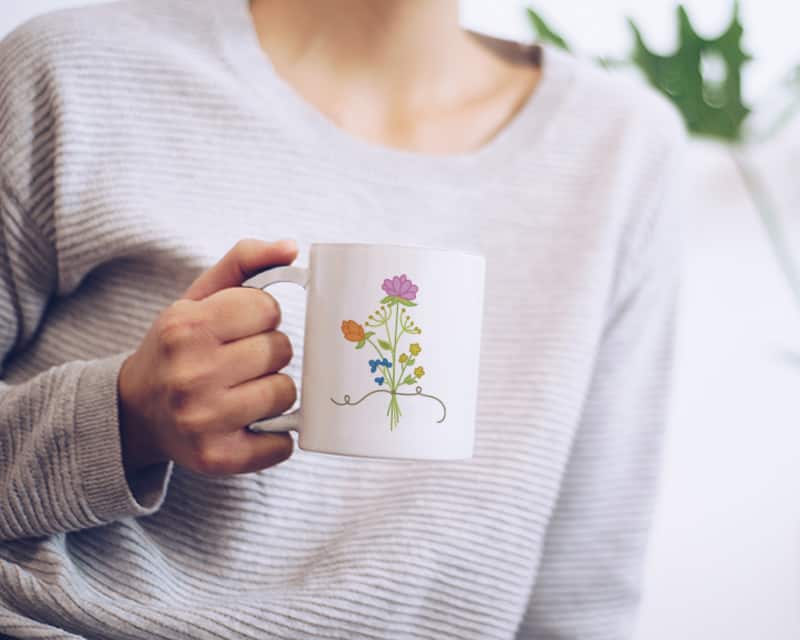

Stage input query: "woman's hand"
[{"left": 118, "top": 239, "right": 298, "bottom": 476}]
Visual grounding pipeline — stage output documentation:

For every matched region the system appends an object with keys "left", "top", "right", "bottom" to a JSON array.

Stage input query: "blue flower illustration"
[
  {"left": 374, "top": 376, "right": 385, "bottom": 386},
  {"left": 369, "top": 358, "right": 392, "bottom": 373}
]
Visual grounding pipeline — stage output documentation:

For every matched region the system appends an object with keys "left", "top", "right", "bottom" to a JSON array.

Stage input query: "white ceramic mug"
[{"left": 242, "top": 243, "right": 485, "bottom": 460}]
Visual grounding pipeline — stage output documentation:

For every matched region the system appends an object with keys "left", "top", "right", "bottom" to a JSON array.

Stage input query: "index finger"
[{"left": 182, "top": 238, "right": 297, "bottom": 301}]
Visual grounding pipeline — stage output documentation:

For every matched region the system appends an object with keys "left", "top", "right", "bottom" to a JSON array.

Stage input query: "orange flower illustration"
[{"left": 341, "top": 320, "right": 365, "bottom": 342}]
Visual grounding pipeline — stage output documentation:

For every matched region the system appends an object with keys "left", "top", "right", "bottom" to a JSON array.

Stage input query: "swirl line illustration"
[{"left": 330, "top": 386, "right": 447, "bottom": 424}]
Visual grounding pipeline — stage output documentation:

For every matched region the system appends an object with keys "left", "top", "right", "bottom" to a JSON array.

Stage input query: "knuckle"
[
  {"left": 272, "top": 434, "right": 295, "bottom": 464},
  {"left": 166, "top": 372, "right": 202, "bottom": 414},
  {"left": 172, "top": 411, "right": 195, "bottom": 436},
  {"left": 231, "top": 238, "right": 265, "bottom": 273},
  {"left": 259, "top": 293, "right": 281, "bottom": 328},
  {"left": 163, "top": 360, "right": 220, "bottom": 422},
  {"left": 255, "top": 379, "right": 276, "bottom": 411},
  {"left": 193, "top": 444, "right": 230, "bottom": 476},
  {"left": 156, "top": 305, "right": 202, "bottom": 356},
  {"left": 271, "top": 373, "right": 297, "bottom": 409},
  {"left": 233, "top": 238, "right": 260, "bottom": 257},
  {"left": 172, "top": 406, "right": 214, "bottom": 436},
  {"left": 164, "top": 358, "right": 216, "bottom": 402},
  {"left": 270, "top": 331, "right": 293, "bottom": 368},
  {"left": 166, "top": 388, "right": 191, "bottom": 417},
  {"left": 171, "top": 406, "right": 198, "bottom": 435},
  {"left": 254, "top": 435, "right": 294, "bottom": 470},
  {"left": 243, "top": 433, "right": 294, "bottom": 473}
]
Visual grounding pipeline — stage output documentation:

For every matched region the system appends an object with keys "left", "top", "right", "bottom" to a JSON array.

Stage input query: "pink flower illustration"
[{"left": 382, "top": 274, "right": 418, "bottom": 301}]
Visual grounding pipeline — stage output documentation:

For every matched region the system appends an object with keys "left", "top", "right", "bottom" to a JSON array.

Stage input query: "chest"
[{"left": 41, "top": 113, "right": 623, "bottom": 635}]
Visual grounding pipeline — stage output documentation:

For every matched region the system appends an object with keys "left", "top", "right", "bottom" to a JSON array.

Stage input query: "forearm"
[{"left": 0, "top": 353, "right": 172, "bottom": 541}]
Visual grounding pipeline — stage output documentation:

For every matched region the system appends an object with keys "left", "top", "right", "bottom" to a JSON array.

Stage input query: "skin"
[
  {"left": 118, "top": 239, "right": 299, "bottom": 476},
  {"left": 118, "top": 1, "right": 541, "bottom": 476},
  {"left": 249, "top": 0, "right": 541, "bottom": 154}
]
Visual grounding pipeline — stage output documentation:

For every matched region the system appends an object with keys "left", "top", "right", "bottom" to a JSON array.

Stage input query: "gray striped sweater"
[{"left": 0, "top": 1, "right": 685, "bottom": 638}]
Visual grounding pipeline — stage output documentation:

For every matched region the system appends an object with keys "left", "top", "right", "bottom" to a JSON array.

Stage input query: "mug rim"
[{"left": 310, "top": 242, "right": 485, "bottom": 261}]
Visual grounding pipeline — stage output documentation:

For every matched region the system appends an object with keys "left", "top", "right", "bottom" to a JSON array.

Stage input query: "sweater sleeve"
[
  {"left": 0, "top": 20, "right": 172, "bottom": 542},
  {"left": 517, "top": 132, "right": 687, "bottom": 639}
]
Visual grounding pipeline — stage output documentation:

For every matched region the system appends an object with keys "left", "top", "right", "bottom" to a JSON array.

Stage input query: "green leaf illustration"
[
  {"left": 355, "top": 339, "right": 366, "bottom": 349},
  {"left": 406, "top": 358, "right": 415, "bottom": 367},
  {"left": 379, "top": 294, "right": 417, "bottom": 307},
  {"left": 628, "top": 2, "right": 751, "bottom": 141},
  {"left": 402, "top": 376, "right": 417, "bottom": 386},
  {"left": 378, "top": 339, "right": 392, "bottom": 350},
  {"left": 527, "top": 8, "right": 571, "bottom": 51},
  {"left": 363, "top": 331, "right": 375, "bottom": 340}
]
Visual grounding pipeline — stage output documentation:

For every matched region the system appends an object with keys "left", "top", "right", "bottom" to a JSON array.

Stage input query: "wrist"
[{"left": 117, "top": 354, "right": 166, "bottom": 474}]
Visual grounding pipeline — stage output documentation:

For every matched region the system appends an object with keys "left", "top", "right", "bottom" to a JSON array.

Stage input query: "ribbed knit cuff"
[{"left": 74, "top": 352, "right": 173, "bottom": 522}]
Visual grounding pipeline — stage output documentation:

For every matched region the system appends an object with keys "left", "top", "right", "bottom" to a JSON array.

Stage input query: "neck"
[
  {"left": 248, "top": 0, "right": 540, "bottom": 154},
  {"left": 249, "top": 0, "right": 518, "bottom": 106}
]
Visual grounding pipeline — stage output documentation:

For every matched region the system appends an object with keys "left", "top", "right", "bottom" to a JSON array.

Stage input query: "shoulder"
[
  {"left": 0, "top": 0, "right": 223, "bottom": 153},
  {"left": 536, "top": 47, "right": 688, "bottom": 204},
  {"left": 533, "top": 49, "right": 688, "bottom": 265},
  {"left": 569, "top": 60, "right": 687, "bottom": 266},
  {"left": 0, "top": 0, "right": 212, "bottom": 199},
  {"left": 2, "top": 1, "right": 151, "bottom": 57},
  {"left": 559, "top": 49, "right": 686, "bottom": 148},
  {"left": 0, "top": 0, "right": 215, "bottom": 84},
  {"left": 533, "top": 46, "right": 688, "bottom": 181}
]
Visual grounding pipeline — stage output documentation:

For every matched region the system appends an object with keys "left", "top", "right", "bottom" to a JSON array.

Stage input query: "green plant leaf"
[
  {"left": 378, "top": 339, "right": 392, "bottom": 350},
  {"left": 628, "top": 2, "right": 751, "bottom": 141},
  {"left": 395, "top": 298, "right": 417, "bottom": 307},
  {"left": 355, "top": 339, "right": 366, "bottom": 349},
  {"left": 406, "top": 358, "right": 415, "bottom": 367},
  {"left": 527, "top": 8, "right": 571, "bottom": 52},
  {"left": 402, "top": 376, "right": 417, "bottom": 386},
  {"left": 380, "top": 296, "right": 396, "bottom": 305},
  {"left": 363, "top": 331, "right": 375, "bottom": 340}
]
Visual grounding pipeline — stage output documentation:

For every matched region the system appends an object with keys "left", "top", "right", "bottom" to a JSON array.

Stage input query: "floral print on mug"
[{"left": 332, "top": 274, "right": 446, "bottom": 430}]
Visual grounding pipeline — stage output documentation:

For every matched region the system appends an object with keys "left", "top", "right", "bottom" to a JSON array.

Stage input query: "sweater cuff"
[{"left": 74, "top": 352, "right": 173, "bottom": 522}]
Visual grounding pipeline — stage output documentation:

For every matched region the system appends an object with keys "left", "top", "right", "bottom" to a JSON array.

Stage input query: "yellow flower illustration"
[
  {"left": 399, "top": 353, "right": 408, "bottom": 363},
  {"left": 409, "top": 343, "right": 421, "bottom": 356},
  {"left": 414, "top": 366, "right": 425, "bottom": 378}
]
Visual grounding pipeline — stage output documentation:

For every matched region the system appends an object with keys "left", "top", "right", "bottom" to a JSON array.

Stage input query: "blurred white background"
[{"left": 2, "top": 2, "right": 799, "bottom": 639}]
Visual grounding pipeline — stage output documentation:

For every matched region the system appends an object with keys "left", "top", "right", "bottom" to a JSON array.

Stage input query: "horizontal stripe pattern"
[{"left": 0, "top": 1, "right": 685, "bottom": 638}]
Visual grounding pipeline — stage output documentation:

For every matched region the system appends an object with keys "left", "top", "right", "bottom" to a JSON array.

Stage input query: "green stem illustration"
[
  {"left": 383, "top": 312, "right": 396, "bottom": 388},
  {"left": 366, "top": 337, "right": 391, "bottom": 381},
  {"left": 386, "top": 393, "right": 401, "bottom": 430},
  {"left": 390, "top": 308, "right": 406, "bottom": 389},
  {"left": 397, "top": 360, "right": 409, "bottom": 385}
]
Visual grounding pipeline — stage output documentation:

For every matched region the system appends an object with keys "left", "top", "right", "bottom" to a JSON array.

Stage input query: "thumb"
[{"left": 182, "top": 238, "right": 298, "bottom": 301}]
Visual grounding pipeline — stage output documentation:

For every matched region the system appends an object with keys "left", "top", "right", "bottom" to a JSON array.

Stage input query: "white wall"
[
  {"left": 461, "top": 0, "right": 800, "bottom": 104},
  {"left": 2, "top": 2, "right": 799, "bottom": 639}
]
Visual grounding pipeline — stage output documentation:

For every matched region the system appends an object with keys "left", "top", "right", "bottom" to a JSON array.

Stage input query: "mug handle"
[{"left": 241, "top": 265, "right": 309, "bottom": 433}]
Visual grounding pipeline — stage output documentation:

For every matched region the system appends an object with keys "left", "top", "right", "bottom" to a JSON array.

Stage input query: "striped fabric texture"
[{"left": 0, "top": 1, "right": 685, "bottom": 638}]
